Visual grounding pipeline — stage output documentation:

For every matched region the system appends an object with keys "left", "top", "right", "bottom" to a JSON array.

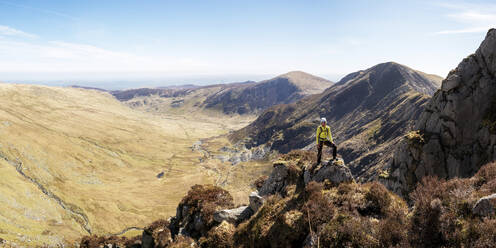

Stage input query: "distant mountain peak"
[
  {"left": 336, "top": 62, "right": 442, "bottom": 96},
  {"left": 279, "top": 70, "right": 314, "bottom": 78},
  {"left": 270, "top": 70, "right": 333, "bottom": 95}
]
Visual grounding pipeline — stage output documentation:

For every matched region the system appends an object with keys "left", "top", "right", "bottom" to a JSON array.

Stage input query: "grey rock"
[
  {"left": 249, "top": 191, "right": 264, "bottom": 212},
  {"left": 385, "top": 29, "right": 496, "bottom": 196},
  {"left": 214, "top": 206, "right": 253, "bottom": 224},
  {"left": 473, "top": 193, "right": 496, "bottom": 217},
  {"left": 304, "top": 159, "right": 354, "bottom": 186},
  {"left": 441, "top": 74, "right": 461, "bottom": 91},
  {"left": 258, "top": 162, "right": 290, "bottom": 196}
]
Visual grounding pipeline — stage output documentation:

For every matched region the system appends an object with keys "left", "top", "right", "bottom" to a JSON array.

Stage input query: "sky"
[{"left": 0, "top": 0, "right": 495, "bottom": 89}]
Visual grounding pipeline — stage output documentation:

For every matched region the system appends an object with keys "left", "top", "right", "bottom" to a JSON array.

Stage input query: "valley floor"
[{"left": 0, "top": 84, "right": 272, "bottom": 247}]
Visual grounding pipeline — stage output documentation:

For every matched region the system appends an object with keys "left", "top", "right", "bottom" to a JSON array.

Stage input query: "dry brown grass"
[
  {"left": 0, "top": 83, "right": 272, "bottom": 246},
  {"left": 198, "top": 221, "right": 235, "bottom": 248},
  {"left": 407, "top": 163, "right": 496, "bottom": 247}
]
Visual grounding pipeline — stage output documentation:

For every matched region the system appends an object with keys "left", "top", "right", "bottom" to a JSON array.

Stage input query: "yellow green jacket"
[{"left": 316, "top": 125, "right": 333, "bottom": 144}]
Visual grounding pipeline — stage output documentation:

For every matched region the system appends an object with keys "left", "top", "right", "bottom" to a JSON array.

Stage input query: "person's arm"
[
  {"left": 328, "top": 127, "right": 333, "bottom": 143},
  {"left": 316, "top": 127, "right": 320, "bottom": 144}
]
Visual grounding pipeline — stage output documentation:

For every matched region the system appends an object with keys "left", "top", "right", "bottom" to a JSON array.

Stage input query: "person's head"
[{"left": 320, "top": 117, "right": 327, "bottom": 126}]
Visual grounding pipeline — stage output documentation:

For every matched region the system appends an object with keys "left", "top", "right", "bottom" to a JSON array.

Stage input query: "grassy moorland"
[{"left": 0, "top": 83, "right": 271, "bottom": 246}]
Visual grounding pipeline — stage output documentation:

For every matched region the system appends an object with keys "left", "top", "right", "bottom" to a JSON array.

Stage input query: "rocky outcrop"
[
  {"left": 473, "top": 193, "right": 496, "bottom": 217},
  {"left": 212, "top": 152, "right": 353, "bottom": 226},
  {"left": 384, "top": 29, "right": 496, "bottom": 196},
  {"left": 169, "top": 185, "right": 234, "bottom": 239},
  {"left": 257, "top": 151, "right": 355, "bottom": 197},
  {"left": 258, "top": 160, "right": 303, "bottom": 196},
  {"left": 303, "top": 158, "right": 354, "bottom": 186}
]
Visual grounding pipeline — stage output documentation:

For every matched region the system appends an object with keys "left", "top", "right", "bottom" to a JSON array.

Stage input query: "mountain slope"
[
  {"left": 112, "top": 71, "right": 333, "bottom": 115},
  {"left": 231, "top": 62, "right": 442, "bottom": 180},
  {"left": 202, "top": 71, "right": 333, "bottom": 114},
  {"left": 384, "top": 29, "right": 496, "bottom": 196},
  {"left": 0, "top": 84, "right": 271, "bottom": 246}
]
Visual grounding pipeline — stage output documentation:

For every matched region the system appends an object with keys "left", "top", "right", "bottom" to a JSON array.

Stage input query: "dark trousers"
[{"left": 317, "top": 140, "right": 337, "bottom": 164}]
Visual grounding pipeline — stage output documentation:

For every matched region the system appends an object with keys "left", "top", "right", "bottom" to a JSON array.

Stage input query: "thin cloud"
[
  {"left": 436, "top": 26, "right": 491, "bottom": 34},
  {"left": 0, "top": 25, "right": 37, "bottom": 38},
  {"left": 435, "top": 2, "right": 496, "bottom": 35},
  {"left": 0, "top": 37, "right": 208, "bottom": 74},
  {"left": 0, "top": 0, "right": 77, "bottom": 21}
]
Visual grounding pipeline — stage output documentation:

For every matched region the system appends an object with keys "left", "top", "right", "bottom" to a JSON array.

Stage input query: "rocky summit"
[{"left": 384, "top": 29, "right": 496, "bottom": 197}]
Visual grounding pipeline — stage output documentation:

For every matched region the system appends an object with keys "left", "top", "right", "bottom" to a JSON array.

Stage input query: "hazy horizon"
[
  {"left": 1, "top": 0, "right": 495, "bottom": 88},
  {"left": 0, "top": 71, "right": 348, "bottom": 90}
]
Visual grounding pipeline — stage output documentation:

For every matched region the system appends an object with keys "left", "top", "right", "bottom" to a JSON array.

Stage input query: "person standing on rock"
[{"left": 316, "top": 117, "right": 337, "bottom": 164}]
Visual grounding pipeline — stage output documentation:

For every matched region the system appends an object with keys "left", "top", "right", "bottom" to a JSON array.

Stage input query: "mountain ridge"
[
  {"left": 111, "top": 71, "right": 333, "bottom": 115},
  {"left": 230, "top": 62, "right": 442, "bottom": 180}
]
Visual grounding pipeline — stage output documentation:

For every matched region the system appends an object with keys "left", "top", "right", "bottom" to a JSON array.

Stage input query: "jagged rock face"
[{"left": 384, "top": 29, "right": 496, "bottom": 196}]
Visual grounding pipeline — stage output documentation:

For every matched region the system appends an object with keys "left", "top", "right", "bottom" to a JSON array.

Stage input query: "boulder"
[
  {"left": 249, "top": 191, "right": 264, "bottom": 212},
  {"left": 258, "top": 161, "right": 290, "bottom": 196},
  {"left": 472, "top": 193, "right": 496, "bottom": 217},
  {"left": 304, "top": 159, "right": 354, "bottom": 186},
  {"left": 213, "top": 206, "right": 253, "bottom": 224}
]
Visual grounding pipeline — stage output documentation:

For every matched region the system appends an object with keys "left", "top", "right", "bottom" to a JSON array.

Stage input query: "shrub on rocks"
[
  {"left": 198, "top": 221, "right": 235, "bottom": 248},
  {"left": 170, "top": 184, "right": 234, "bottom": 239}
]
